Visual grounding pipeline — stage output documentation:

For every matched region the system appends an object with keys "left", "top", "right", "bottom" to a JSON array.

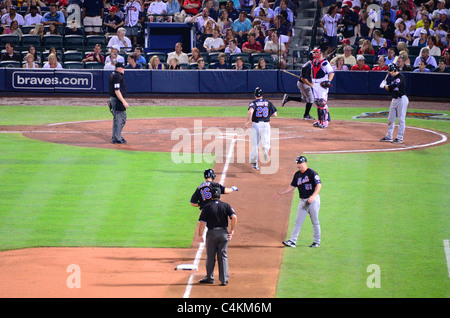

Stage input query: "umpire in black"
[
  {"left": 197, "top": 187, "right": 237, "bottom": 286},
  {"left": 109, "top": 62, "right": 130, "bottom": 144}
]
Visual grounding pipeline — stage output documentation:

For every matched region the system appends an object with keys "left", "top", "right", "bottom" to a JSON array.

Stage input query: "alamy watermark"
[{"left": 170, "top": 120, "right": 279, "bottom": 174}]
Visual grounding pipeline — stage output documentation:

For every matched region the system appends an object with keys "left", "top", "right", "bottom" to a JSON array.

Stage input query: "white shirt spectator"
[
  {"left": 321, "top": 13, "right": 342, "bottom": 36},
  {"left": 1, "top": 12, "right": 25, "bottom": 26},
  {"left": 204, "top": 36, "right": 225, "bottom": 50},
  {"left": 24, "top": 13, "right": 43, "bottom": 25},
  {"left": 148, "top": 0, "right": 167, "bottom": 15},
  {"left": 167, "top": 51, "right": 189, "bottom": 64},
  {"left": 107, "top": 35, "right": 132, "bottom": 51},
  {"left": 124, "top": 0, "right": 142, "bottom": 27}
]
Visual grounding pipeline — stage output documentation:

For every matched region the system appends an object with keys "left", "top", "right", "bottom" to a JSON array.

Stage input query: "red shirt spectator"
[
  {"left": 351, "top": 55, "right": 370, "bottom": 70},
  {"left": 183, "top": 0, "right": 201, "bottom": 15}
]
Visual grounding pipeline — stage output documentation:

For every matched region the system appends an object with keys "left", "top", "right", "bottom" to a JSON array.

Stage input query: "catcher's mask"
[{"left": 204, "top": 169, "right": 216, "bottom": 180}]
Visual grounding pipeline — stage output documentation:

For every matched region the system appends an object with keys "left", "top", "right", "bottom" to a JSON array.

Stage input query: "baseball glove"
[
  {"left": 320, "top": 81, "right": 333, "bottom": 88},
  {"left": 107, "top": 100, "right": 113, "bottom": 115}
]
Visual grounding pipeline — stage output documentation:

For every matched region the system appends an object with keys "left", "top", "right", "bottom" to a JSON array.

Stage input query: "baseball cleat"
[
  {"left": 392, "top": 138, "right": 403, "bottom": 143},
  {"left": 281, "top": 94, "right": 289, "bottom": 107},
  {"left": 251, "top": 163, "right": 259, "bottom": 170},
  {"left": 303, "top": 115, "right": 315, "bottom": 120},
  {"left": 263, "top": 150, "right": 270, "bottom": 161},
  {"left": 309, "top": 242, "right": 320, "bottom": 248},
  {"left": 380, "top": 137, "right": 393, "bottom": 142},
  {"left": 313, "top": 121, "right": 320, "bottom": 127},
  {"left": 282, "top": 240, "right": 296, "bottom": 248},
  {"left": 199, "top": 278, "right": 214, "bottom": 284}
]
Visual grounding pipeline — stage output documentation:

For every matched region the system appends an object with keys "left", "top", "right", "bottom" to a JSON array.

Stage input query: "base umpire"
[{"left": 109, "top": 62, "right": 130, "bottom": 144}]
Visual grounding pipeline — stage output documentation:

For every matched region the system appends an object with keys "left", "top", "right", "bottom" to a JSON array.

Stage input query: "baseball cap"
[
  {"left": 439, "top": 9, "right": 448, "bottom": 15},
  {"left": 341, "top": 38, "right": 350, "bottom": 45},
  {"left": 115, "top": 62, "right": 125, "bottom": 69},
  {"left": 357, "top": 54, "right": 365, "bottom": 61},
  {"left": 296, "top": 156, "right": 307, "bottom": 164},
  {"left": 109, "top": 6, "right": 118, "bottom": 12},
  {"left": 420, "top": 28, "right": 428, "bottom": 34}
]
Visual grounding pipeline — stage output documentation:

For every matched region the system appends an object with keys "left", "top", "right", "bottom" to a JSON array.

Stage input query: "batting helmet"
[
  {"left": 388, "top": 63, "right": 399, "bottom": 72},
  {"left": 204, "top": 169, "right": 216, "bottom": 180},
  {"left": 254, "top": 87, "right": 264, "bottom": 98},
  {"left": 295, "top": 156, "right": 307, "bottom": 164}
]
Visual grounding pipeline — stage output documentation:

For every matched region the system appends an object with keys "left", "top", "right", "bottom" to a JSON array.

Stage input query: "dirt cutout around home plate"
[{"left": 0, "top": 116, "right": 447, "bottom": 298}]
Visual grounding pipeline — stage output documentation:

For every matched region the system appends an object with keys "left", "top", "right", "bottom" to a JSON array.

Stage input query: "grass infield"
[{"left": 0, "top": 104, "right": 448, "bottom": 298}]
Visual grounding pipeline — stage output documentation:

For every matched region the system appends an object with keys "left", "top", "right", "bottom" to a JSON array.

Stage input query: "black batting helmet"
[
  {"left": 388, "top": 63, "right": 399, "bottom": 72},
  {"left": 204, "top": 169, "right": 216, "bottom": 180},
  {"left": 254, "top": 87, "right": 264, "bottom": 97},
  {"left": 295, "top": 156, "right": 307, "bottom": 164}
]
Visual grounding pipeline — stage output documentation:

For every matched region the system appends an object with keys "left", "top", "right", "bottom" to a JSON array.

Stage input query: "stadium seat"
[
  {"left": 20, "top": 34, "right": 42, "bottom": 50},
  {"left": 229, "top": 53, "right": 251, "bottom": 64},
  {"left": 0, "top": 61, "right": 21, "bottom": 68},
  {"left": 207, "top": 52, "right": 221, "bottom": 63},
  {"left": 363, "top": 54, "right": 377, "bottom": 66},
  {"left": 0, "top": 34, "right": 20, "bottom": 48},
  {"left": 21, "top": 25, "right": 36, "bottom": 35},
  {"left": 43, "top": 35, "right": 63, "bottom": 50},
  {"left": 408, "top": 46, "right": 422, "bottom": 56},
  {"left": 146, "top": 52, "right": 167, "bottom": 63},
  {"left": 64, "top": 35, "right": 85, "bottom": 50},
  {"left": 63, "top": 61, "right": 84, "bottom": 69},
  {"left": 85, "top": 35, "right": 107, "bottom": 50},
  {"left": 63, "top": 50, "right": 84, "bottom": 62},
  {"left": 84, "top": 61, "right": 105, "bottom": 69},
  {"left": 250, "top": 52, "right": 273, "bottom": 65}
]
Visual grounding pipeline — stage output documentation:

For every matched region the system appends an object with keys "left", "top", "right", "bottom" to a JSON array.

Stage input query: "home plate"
[{"left": 176, "top": 264, "right": 198, "bottom": 271}]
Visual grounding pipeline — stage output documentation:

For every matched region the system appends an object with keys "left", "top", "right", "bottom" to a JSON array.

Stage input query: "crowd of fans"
[
  {"left": 319, "top": 0, "right": 450, "bottom": 73},
  {"left": 0, "top": 0, "right": 299, "bottom": 70},
  {"left": 0, "top": 0, "right": 448, "bottom": 72}
]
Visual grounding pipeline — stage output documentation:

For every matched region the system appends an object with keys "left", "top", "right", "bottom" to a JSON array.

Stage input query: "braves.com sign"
[{"left": 11, "top": 71, "right": 94, "bottom": 90}]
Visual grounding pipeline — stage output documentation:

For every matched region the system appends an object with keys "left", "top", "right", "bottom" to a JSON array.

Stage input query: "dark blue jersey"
[
  {"left": 290, "top": 168, "right": 321, "bottom": 199},
  {"left": 249, "top": 98, "right": 277, "bottom": 122}
]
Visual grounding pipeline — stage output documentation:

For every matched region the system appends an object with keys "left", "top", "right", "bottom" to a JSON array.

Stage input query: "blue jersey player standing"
[{"left": 245, "top": 87, "right": 278, "bottom": 171}]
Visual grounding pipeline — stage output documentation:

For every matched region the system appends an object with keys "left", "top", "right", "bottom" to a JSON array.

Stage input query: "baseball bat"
[
  {"left": 383, "top": 55, "right": 399, "bottom": 81},
  {"left": 282, "top": 69, "right": 301, "bottom": 79}
]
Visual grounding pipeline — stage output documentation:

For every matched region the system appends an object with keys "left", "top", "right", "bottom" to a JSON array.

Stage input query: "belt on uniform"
[
  {"left": 253, "top": 120, "right": 270, "bottom": 123},
  {"left": 393, "top": 95, "right": 405, "bottom": 99},
  {"left": 208, "top": 227, "right": 227, "bottom": 230}
]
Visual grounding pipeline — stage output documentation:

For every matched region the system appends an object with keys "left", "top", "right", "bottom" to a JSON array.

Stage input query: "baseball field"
[{"left": 0, "top": 96, "right": 448, "bottom": 299}]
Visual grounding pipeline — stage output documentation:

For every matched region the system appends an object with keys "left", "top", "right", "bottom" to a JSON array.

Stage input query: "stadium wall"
[{"left": 1, "top": 68, "right": 449, "bottom": 98}]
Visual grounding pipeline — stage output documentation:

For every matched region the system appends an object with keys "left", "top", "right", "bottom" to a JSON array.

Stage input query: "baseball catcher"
[{"left": 311, "top": 48, "right": 334, "bottom": 128}]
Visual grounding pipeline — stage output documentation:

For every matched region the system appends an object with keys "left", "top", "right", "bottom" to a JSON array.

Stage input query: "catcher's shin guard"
[{"left": 317, "top": 105, "right": 329, "bottom": 127}]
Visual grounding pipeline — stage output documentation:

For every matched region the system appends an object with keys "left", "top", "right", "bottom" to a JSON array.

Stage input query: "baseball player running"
[
  {"left": 281, "top": 51, "right": 315, "bottom": 120},
  {"left": 245, "top": 87, "right": 278, "bottom": 171},
  {"left": 190, "top": 169, "right": 238, "bottom": 210},
  {"left": 311, "top": 48, "right": 334, "bottom": 128},
  {"left": 379, "top": 63, "right": 409, "bottom": 143},
  {"left": 275, "top": 156, "right": 322, "bottom": 248}
]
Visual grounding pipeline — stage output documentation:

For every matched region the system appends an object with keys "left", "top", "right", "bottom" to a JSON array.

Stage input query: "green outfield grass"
[{"left": 0, "top": 104, "right": 448, "bottom": 297}]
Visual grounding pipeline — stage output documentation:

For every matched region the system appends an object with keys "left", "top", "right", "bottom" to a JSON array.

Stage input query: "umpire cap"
[
  {"left": 295, "top": 156, "right": 307, "bottom": 164},
  {"left": 204, "top": 169, "right": 216, "bottom": 180},
  {"left": 254, "top": 87, "right": 264, "bottom": 98}
]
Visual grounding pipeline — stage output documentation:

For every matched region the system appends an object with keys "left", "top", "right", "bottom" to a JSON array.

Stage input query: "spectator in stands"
[
  {"left": 434, "top": 22, "right": 448, "bottom": 45},
  {"left": 378, "top": 17, "right": 396, "bottom": 42},
  {"left": 166, "top": 0, "right": 181, "bottom": 20},
  {"left": 413, "top": 46, "right": 438, "bottom": 68},
  {"left": 413, "top": 59, "right": 431, "bottom": 71},
  {"left": 386, "top": 47, "right": 397, "bottom": 64},
  {"left": 371, "top": 29, "right": 386, "bottom": 48},
  {"left": 415, "top": 11, "right": 433, "bottom": 30},
  {"left": 82, "top": 43, "right": 105, "bottom": 63},
  {"left": 398, "top": 10, "right": 416, "bottom": 37},
  {"left": 196, "top": 19, "right": 214, "bottom": 49},
  {"left": 380, "top": 1, "right": 397, "bottom": 23},
  {"left": 233, "top": 56, "right": 247, "bottom": 69},
  {"left": 1, "top": 6, "right": 25, "bottom": 26},
  {"left": 372, "top": 55, "right": 389, "bottom": 70},
  {"left": 42, "top": 3, "right": 65, "bottom": 26},
  {"left": 413, "top": 18, "right": 434, "bottom": 38},
  {"left": 217, "top": 10, "right": 233, "bottom": 36},
  {"left": 339, "top": 2, "right": 359, "bottom": 44},
  {"left": 23, "top": 52, "right": 40, "bottom": 68},
  {"left": 331, "top": 55, "right": 349, "bottom": 70},
  {"left": 351, "top": 54, "right": 371, "bottom": 70},
  {"left": 24, "top": 5, "right": 43, "bottom": 25},
  {"left": 202, "top": 0, "right": 219, "bottom": 21},
  {"left": 242, "top": 32, "right": 262, "bottom": 53},
  {"left": 332, "top": 44, "right": 357, "bottom": 66},
  {"left": 251, "top": 0, "right": 275, "bottom": 28},
  {"left": 46, "top": 23, "right": 60, "bottom": 35},
  {"left": 167, "top": 42, "right": 189, "bottom": 64},
  {"left": 212, "top": 52, "right": 230, "bottom": 69},
  {"left": 124, "top": 0, "right": 141, "bottom": 47},
  {"left": 189, "top": 7, "right": 215, "bottom": 33},
  {"left": 105, "top": 45, "right": 125, "bottom": 65},
  {"left": 196, "top": 57, "right": 207, "bottom": 69},
  {"left": 337, "top": 38, "right": 354, "bottom": 54},
  {"left": 147, "top": 0, "right": 167, "bottom": 22},
  {"left": 81, "top": 0, "right": 104, "bottom": 35},
  {"left": 358, "top": 39, "right": 376, "bottom": 55},
  {"left": 0, "top": 43, "right": 21, "bottom": 62},
  {"left": 204, "top": 27, "right": 226, "bottom": 52},
  {"left": 399, "top": 49, "right": 411, "bottom": 63},
  {"left": 433, "top": 9, "right": 450, "bottom": 30},
  {"left": 434, "top": 58, "right": 450, "bottom": 72},
  {"left": 183, "top": 0, "right": 202, "bottom": 17},
  {"left": 412, "top": 28, "right": 429, "bottom": 46},
  {"left": 254, "top": 57, "right": 267, "bottom": 69},
  {"left": 321, "top": 4, "right": 342, "bottom": 56},
  {"left": 148, "top": 55, "right": 165, "bottom": 69},
  {"left": 396, "top": 54, "right": 413, "bottom": 71},
  {"left": 223, "top": 26, "right": 236, "bottom": 46},
  {"left": 189, "top": 47, "right": 202, "bottom": 63},
  {"left": 3, "top": 20, "right": 23, "bottom": 39},
  {"left": 395, "top": 20, "right": 412, "bottom": 43},
  {"left": 264, "top": 31, "right": 286, "bottom": 69},
  {"left": 104, "top": 6, "right": 124, "bottom": 37},
  {"left": 232, "top": 10, "right": 252, "bottom": 45},
  {"left": 43, "top": 53, "right": 62, "bottom": 69},
  {"left": 395, "top": 0, "right": 411, "bottom": 19},
  {"left": 65, "top": 19, "right": 84, "bottom": 35},
  {"left": 107, "top": 27, "right": 132, "bottom": 52},
  {"left": 252, "top": 24, "right": 266, "bottom": 47},
  {"left": 356, "top": 9, "right": 374, "bottom": 40},
  {"left": 274, "top": 0, "right": 294, "bottom": 25},
  {"left": 432, "top": 0, "right": 449, "bottom": 19},
  {"left": 224, "top": 38, "right": 241, "bottom": 53},
  {"left": 26, "top": 44, "right": 41, "bottom": 64},
  {"left": 126, "top": 53, "right": 142, "bottom": 69},
  {"left": 426, "top": 35, "right": 441, "bottom": 55},
  {"left": 224, "top": 0, "right": 239, "bottom": 22},
  {"left": 134, "top": 46, "right": 146, "bottom": 66},
  {"left": 168, "top": 56, "right": 183, "bottom": 69},
  {"left": 443, "top": 47, "right": 450, "bottom": 65},
  {"left": 22, "top": 0, "right": 46, "bottom": 11}
]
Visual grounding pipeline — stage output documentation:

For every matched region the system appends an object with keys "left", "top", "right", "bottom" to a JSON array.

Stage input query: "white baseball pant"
[{"left": 250, "top": 121, "right": 271, "bottom": 164}]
